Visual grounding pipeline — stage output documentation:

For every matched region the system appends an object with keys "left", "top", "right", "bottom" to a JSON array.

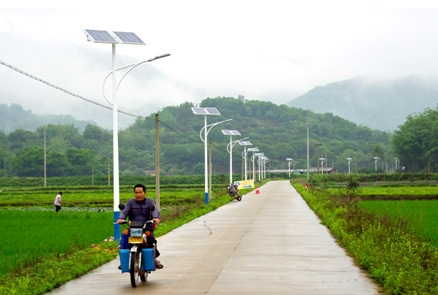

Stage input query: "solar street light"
[
  {"left": 238, "top": 141, "right": 252, "bottom": 180},
  {"left": 191, "top": 107, "right": 223, "bottom": 204},
  {"left": 255, "top": 152, "right": 264, "bottom": 182},
  {"left": 373, "top": 157, "right": 379, "bottom": 173},
  {"left": 248, "top": 147, "right": 259, "bottom": 182},
  {"left": 222, "top": 130, "right": 244, "bottom": 185},
  {"left": 84, "top": 29, "right": 169, "bottom": 241},
  {"left": 319, "top": 158, "right": 325, "bottom": 174},
  {"left": 346, "top": 158, "right": 352, "bottom": 174},
  {"left": 286, "top": 158, "right": 293, "bottom": 177}
]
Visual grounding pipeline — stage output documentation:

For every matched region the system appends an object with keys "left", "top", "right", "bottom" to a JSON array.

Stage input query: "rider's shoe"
[
  {"left": 156, "top": 260, "right": 164, "bottom": 269},
  {"left": 117, "top": 265, "right": 121, "bottom": 270}
]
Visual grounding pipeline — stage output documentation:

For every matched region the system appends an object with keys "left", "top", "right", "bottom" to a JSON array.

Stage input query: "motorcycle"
[
  {"left": 118, "top": 218, "right": 158, "bottom": 288},
  {"left": 227, "top": 184, "right": 242, "bottom": 201}
]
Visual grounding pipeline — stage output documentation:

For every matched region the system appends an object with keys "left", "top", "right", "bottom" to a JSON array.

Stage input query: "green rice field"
[
  {"left": 0, "top": 210, "right": 113, "bottom": 277},
  {"left": 359, "top": 200, "right": 438, "bottom": 247}
]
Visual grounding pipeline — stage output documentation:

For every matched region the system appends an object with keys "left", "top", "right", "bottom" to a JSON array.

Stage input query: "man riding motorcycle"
[{"left": 117, "top": 184, "right": 163, "bottom": 269}]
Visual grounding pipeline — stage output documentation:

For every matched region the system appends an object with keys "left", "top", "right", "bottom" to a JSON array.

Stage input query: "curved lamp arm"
[{"left": 102, "top": 53, "right": 171, "bottom": 105}]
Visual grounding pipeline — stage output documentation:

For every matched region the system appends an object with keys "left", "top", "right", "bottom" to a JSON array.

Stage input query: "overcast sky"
[{"left": 1, "top": 2, "right": 438, "bottom": 128}]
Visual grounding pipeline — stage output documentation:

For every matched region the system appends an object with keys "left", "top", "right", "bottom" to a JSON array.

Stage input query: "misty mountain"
[
  {"left": 0, "top": 103, "right": 97, "bottom": 134},
  {"left": 287, "top": 76, "right": 438, "bottom": 131}
]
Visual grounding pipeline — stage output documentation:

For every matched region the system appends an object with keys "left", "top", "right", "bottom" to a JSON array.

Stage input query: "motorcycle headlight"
[{"left": 130, "top": 228, "right": 142, "bottom": 237}]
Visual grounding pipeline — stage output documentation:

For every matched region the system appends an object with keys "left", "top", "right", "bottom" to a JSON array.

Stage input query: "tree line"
[{"left": 1, "top": 97, "right": 435, "bottom": 179}]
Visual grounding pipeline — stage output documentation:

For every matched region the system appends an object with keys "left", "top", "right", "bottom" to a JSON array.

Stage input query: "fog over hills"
[
  {"left": 287, "top": 75, "right": 438, "bottom": 131},
  {"left": 2, "top": 75, "right": 438, "bottom": 134}
]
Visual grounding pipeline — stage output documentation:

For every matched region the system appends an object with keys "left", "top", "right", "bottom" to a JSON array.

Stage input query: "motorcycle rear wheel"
[{"left": 130, "top": 251, "right": 146, "bottom": 287}]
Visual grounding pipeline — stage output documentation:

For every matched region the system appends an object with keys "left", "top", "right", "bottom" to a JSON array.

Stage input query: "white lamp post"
[
  {"left": 306, "top": 122, "right": 310, "bottom": 181},
  {"left": 238, "top": 141, "right": 252, "bottom": 180},
  {"left": 319, "top": 157, "right": 325, "bottom": 174},
  {"left": 262, "top": 156, "right": 269, "bottom": 179},
  {"left": 191, "top": 107, "right": 223, "bottom": 204},
  {"left": 43, "top": 127, "right": 47, "bottom": 187},
  {"left": 346, "top": 157, "right": 352, "bottom": 174},
  {"left": 248, "top": 147, "right": 259, "bottom": 182},
  {"left": 373, "top": 157, "right": 379, "bottom": 173},
  {"left": 286, "top": 158, "right": 293, "bottom": 177},
  {"left": 222, "top": 130, "right": 247, "bottom": 185},
  {"left": 84, "top": 29, "right": 169, "bottom": 241},
  {"left": 200, "top": 117, "right": 232, "bottom": 203},
  {"left": 255, "top": 152, "right": 264, "bottom": 182}
]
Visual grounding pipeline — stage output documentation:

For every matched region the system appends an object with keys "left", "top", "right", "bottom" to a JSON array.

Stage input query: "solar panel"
[
  {"left": 238, "top": 141, "right": 252, "bottom": 146},
  {"left": 204, "top": 107, "right": 221, "bottom": 115},
  {"left": 248, "top": 147, "right": 259, "bottom": 152},
  {"left": 84, "top": 29, "right": 117, "bottom": 43},
  {"left": 113, "top": 31, "right": 145, "bottom": 45},
  {"left": 222, "top": 130, "right": 241, "bottom": 136},
  {"left": 191, "top": 107, "right": 208, "bottom": 115}
]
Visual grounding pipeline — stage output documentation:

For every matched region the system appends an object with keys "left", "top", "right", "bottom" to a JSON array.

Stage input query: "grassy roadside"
[
  {"left": 0, "top": 189, "right": 235, "bottom": 295},
  {"left": 293, "top": 179, "right": 438, "bottom": 295}
]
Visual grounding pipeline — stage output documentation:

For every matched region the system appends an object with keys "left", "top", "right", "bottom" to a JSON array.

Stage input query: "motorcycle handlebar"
[{"left": 114, "top": 219, "right": 155, "bottom": 225}]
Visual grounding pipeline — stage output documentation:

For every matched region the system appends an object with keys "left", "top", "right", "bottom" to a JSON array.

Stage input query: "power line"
[
  {"left": 1, "top": 59, "right": 205, "bottom": 143},
  {"left": 0, "top": 59, "right": 142, "bottom": 119},
  {"left": 158, "top": 120, "right": 199, "bottom": 143}
]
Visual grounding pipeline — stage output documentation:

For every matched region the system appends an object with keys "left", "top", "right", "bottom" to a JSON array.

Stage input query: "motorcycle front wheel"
[{"left": 130, "top": 251, "right": 147, "bottom": 287}]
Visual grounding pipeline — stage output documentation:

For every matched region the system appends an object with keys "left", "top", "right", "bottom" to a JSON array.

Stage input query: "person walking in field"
[{"left": 54, "top": 192, "right": 62, "bottom": 213}]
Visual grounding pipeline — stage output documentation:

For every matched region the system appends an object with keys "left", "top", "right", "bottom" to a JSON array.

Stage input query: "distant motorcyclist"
[{"left": 228, "top": 183, "right": 238, "bottom": 196}]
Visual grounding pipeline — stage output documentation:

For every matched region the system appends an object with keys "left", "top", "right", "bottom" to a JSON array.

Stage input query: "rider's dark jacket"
[{"left": 119, "top": 198, "right": 160, "bottom": 224}]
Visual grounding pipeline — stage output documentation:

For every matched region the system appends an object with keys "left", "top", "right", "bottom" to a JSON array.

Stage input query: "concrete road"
[{"left": 46, "top": 180, "right": 381, "bottom": 294}]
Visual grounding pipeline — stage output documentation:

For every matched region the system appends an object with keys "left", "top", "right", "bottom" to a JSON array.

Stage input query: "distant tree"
[
  {"left": 11, "top": 147, "right": 43, "bottom": 177},
  {"left": 65, "top": 147, "right": 93, "bottom": 175},
  {"left": 0, "top": 148, "right": 14, "bottom": 177},
  {"left": 392, "top": 106, "right": 438, "bottom": 172},
  {"left": 7, "top": 129, "right": 38, "bottom": 153},
  {"left": 372, "top": 144, "right": 385, "bottom": 160},
  {"left": 83, "top": 124, "right": 111, "bottom": 144},
  {"left": 47, "top": 151, "right": 70, "bottom": 177}
]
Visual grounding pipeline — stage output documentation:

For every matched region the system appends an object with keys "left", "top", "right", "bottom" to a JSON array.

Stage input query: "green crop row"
[
  {"left": 0, "top": 186, "right": 227, "bottom": 207},
  {"left": 354, "top": 185, "right": 438, "bottom": 196}
]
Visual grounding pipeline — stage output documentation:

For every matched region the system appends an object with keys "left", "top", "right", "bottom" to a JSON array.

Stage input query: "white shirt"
[{"left": 54, "top": 194, "right": 62, "bottom": 206}]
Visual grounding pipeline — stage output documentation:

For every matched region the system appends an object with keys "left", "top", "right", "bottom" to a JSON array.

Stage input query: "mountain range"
[
  {"left": 287, "top": 75, "right": 438, "bottom": 131},
  {"left": 1, "top": 75, "right": 437, "bottom": 133}
]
